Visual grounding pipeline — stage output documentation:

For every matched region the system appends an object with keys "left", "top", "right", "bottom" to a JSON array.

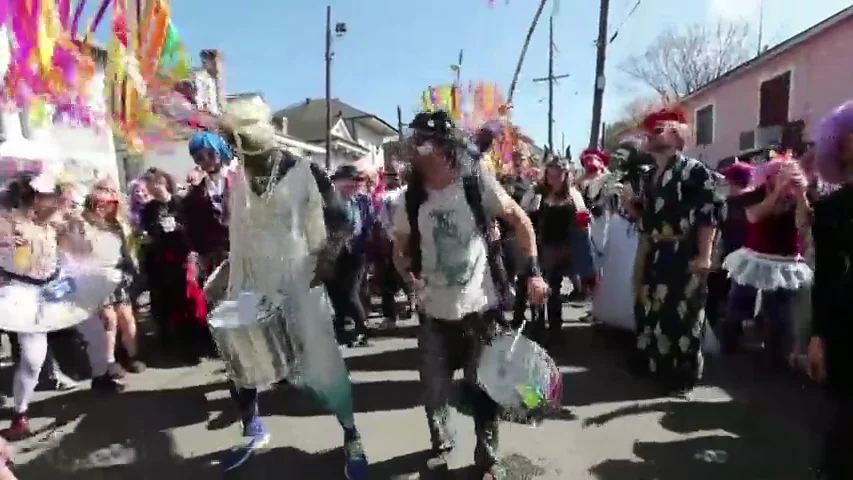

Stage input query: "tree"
[
  {"left": 602, "top": 96, "right": 662, "bottom": 151},
  {"left": 602, "top": 118, "right": 634, "bottom": 152},
  {"left": 619, "top": 21, "right": 753, "bottom": 100},
  {"left": 507, "top": 0, "right": 549, "bottom": 104}
]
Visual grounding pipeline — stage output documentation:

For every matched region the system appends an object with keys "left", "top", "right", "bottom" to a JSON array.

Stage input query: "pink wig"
[{"left": 814, "top": 100, "right": 853, "bottom": 184}]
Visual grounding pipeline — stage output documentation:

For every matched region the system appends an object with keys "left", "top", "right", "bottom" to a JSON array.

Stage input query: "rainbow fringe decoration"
[{"left": 0, "top": 0, "right": 194, "bottom": 152}]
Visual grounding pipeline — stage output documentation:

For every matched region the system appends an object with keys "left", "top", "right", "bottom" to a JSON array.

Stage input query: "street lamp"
[{"left": 325, "top": 6, "right": 347, "bottom": 171}]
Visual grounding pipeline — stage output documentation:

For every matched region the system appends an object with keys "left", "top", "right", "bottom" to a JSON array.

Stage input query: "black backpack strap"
[
  {"left": 308, "top": 161, "right": 352, "bottom": 282},
  {"left": 308, "top": 161, "right": 350, "bottom": 232},
  {"left": 461, "top": 172, "right": 511, "bottom": 307},
  {"left": 462, "top": 174, "right": 489, "bottom": 237},
  {"left": 405, "top": 178, "right": 426, "bottom": 276}
]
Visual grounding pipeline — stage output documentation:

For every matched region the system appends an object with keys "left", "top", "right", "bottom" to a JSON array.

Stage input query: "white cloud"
[{"left": 708, "top": 0, "right": 761, "bottom": 20}]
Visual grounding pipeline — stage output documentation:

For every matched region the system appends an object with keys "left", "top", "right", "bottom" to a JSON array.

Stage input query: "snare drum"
[{"left": 208, "top": 294, "right": 296, "bottom": 389}]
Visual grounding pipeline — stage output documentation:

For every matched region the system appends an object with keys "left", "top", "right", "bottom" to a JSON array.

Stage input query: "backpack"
[{"left": 405, "top": 169, "right": 512, "bottom": 311}]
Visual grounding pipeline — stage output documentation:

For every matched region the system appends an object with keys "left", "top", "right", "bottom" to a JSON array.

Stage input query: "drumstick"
[
  {"left": 506, "top": 318, "right": 528, "bottom": 361},
  {"left": 203, "top": 260, "right": 229, "bottom": 293}
]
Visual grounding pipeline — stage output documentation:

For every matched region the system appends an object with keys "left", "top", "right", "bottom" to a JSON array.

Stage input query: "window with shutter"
[
  {"left": 759, "top": 71, "right": 791, "bottom": 127},
  {"left": 695, "top": 105, "right": 714, "bottom": 146}
]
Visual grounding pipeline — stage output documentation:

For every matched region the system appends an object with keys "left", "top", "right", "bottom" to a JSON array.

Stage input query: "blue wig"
[{"left": 188, "top": 132, "right": 234, "bottom": 164}]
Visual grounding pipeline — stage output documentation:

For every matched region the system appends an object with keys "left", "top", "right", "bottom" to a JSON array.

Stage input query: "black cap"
[
  {"left": 331, "top": 164, "right": 365, "bottom": 181},
  {"left": 408, "top": 110, "right": 455, "bottom": 139}
]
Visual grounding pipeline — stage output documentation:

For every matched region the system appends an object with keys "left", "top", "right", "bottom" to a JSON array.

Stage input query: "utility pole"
[
  {"left": 396, "top": 105, "right": 403, "bottom": 141},
  {"left": 324, "top": 6, "right": 332, "bottom": 170},
  {"left": 532, "top": 16, "right": 569, "bottom": 154},
  {"left": 756, "top": 0, "right": 765, "bottom": 56},
  {"left": 588, "top": 0, "right": 610, "bottom": 148},
  {"left": 450, "top": 49, "right": 463, "bottom": 87},
  {"left": 324, "top": 7, "right": 347, "bottom": 171}
]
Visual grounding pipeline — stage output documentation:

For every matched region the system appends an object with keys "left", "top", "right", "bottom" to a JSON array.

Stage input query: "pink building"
[{"left": 682, "top": 5, "right": 853, "bottom": 167}]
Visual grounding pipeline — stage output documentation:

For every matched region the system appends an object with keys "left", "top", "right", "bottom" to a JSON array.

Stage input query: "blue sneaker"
[
  {"left": 343, "top": 437, "right": 369, "bottom": 480},
  {"left": 221, "top": 418, "right": 271, "bottom": 472}
]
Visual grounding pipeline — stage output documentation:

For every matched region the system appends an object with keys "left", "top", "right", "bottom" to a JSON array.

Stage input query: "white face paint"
[{"left": 416, "top": 141, "right": 435, "bottom": 156}]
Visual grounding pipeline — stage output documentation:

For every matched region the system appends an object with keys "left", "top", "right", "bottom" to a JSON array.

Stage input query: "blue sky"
[{"left": 148, "top": 0, "right": 849, "bottom": 152}]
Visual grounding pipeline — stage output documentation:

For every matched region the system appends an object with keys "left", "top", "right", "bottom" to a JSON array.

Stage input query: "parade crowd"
[{"left": 0, "top": 97, "right": 849, "bottom": 480}]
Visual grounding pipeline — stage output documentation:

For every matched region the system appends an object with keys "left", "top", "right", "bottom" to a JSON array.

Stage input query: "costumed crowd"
[{"left": 0, "top": 96, "right": 850, "bottom": 480}]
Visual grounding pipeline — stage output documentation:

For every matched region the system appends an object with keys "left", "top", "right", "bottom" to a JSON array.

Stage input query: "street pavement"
[{"left": 4, "top": 304, "right": 827, "bottom": 479}]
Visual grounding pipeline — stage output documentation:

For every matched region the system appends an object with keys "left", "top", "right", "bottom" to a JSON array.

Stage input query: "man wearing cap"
[
  {"left": 392, "top": 110, "right": 548, "bottom": 479},
  {"left": 628, "top": 107, "right": 720, "bottom": 395},
  {"left": 328, "top": 164, "right": 374, "bottom": 346}
]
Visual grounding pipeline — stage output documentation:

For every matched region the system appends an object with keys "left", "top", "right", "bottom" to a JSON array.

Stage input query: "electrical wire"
[{"left": 608, "top": 0, "right": 642, "bottom": 45}]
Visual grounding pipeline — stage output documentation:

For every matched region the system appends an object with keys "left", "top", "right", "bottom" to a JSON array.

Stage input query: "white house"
[
  {"left": 273, "top": 98, "right": 399, "bottom": 173},
  {"left": 0, "top": 32, "right": 119, "bottom": 187}
]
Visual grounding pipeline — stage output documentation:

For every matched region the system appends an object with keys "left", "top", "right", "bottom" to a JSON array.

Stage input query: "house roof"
[
  {"left": 272, "top": 98, "right": 397, "bottom": 143},
  {"left": 683, "top": 5, "right": 853, "bottom": 102}
]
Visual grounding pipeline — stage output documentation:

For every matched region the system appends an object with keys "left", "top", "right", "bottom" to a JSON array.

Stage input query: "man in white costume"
[{"left": 207, "top": 99, "right": 368, "bottom": 478}]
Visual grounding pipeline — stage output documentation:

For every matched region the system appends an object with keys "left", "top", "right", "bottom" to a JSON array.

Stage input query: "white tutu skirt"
[
  {"left": 723, "top": 248, "right": 813, "bottom": 291},
  {"left": 0, "top": 260, "right": 120, "bottom": 333},
  {"left": 592, "top": 215, "right": 639, "bottom": 331}
]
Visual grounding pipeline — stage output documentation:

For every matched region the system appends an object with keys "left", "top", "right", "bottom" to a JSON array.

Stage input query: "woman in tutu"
[
  {"left": 81, "top": 182, "right": 146, "bottom": 376},
  {"left": 0, "top": 172, "right": 123, "bottom": 439},
  {"left": 721, "top": 154, "right": 813, "bottom": 367}
]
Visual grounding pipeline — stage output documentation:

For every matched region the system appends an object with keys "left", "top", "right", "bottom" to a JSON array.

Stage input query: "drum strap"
[{"left": 0, "top": 267, "right": 60, "bottom": 286}]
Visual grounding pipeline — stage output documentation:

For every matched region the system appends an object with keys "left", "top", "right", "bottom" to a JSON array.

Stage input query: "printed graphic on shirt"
[{"left": 430, "top": 209, "right": 481, "bottom": 286}]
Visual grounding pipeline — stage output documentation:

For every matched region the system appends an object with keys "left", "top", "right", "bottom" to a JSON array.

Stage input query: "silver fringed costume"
[{"left": 209, "top": 156, "right": 356, "bottom": 414}]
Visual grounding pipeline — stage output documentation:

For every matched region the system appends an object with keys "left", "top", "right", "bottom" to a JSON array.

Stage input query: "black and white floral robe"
[{"left": 634, "top": 154, "right": 719, "bottom": 384}]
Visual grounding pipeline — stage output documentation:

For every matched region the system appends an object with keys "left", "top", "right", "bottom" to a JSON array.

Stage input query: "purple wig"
[
  {"left": 126, "top": 178, "right": 148, "bottom": 229},
  {"left": 814, "top": 100, "right": 853, "bottom": 184}
]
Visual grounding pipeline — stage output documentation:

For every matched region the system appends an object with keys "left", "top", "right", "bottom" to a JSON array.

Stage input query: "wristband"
[{"left": 521, "top": 256, "right": 542, "bottom": 278}]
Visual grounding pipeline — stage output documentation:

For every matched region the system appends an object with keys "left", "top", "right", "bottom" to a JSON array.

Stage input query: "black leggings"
[{"left": 326, "top": 249, "right": 369, "bottom": 342}]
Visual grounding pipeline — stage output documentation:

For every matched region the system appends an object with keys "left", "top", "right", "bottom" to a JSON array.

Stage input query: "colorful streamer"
[{"left": 1, "top": 0, "right": 212, "bottom": 152}]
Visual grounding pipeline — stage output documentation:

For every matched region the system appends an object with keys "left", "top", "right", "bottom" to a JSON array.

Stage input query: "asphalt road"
[{"left": 3, "top": 304, "right": 828, "bottom": 479}]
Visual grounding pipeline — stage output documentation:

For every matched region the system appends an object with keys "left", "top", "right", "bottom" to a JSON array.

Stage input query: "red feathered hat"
[
  {"left": 580, "top": 148, "right": 610, "bottom": 168},
  {"left": 641, "top": 107, "right": 687, "bottom": 133}
]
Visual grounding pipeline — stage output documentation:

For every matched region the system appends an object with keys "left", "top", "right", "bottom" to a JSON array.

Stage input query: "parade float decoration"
[
  {"left": 420, "top": 82, "right": 540, "bottom": 179},
  {"left": 0, "top": 0, "right": 197, "bottom": 153}
]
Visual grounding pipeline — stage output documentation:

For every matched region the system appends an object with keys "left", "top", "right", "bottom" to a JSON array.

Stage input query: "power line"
[{"left": 607, "top": 0, "right": 641, "bottom": 45}]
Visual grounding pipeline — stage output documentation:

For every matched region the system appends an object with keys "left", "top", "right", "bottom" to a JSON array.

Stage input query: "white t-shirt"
[{"left": 392, "top": 171, "right": 509, "bottom": 321}]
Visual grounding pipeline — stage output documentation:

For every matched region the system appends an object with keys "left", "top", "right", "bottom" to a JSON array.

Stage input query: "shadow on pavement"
[
  {"left": 367, "top": 323, "right": 420, "bottom": 340},
  {"left": 345, "top": 346, "right": 420, "bottom": 372},
  {"left": 551, "top": 324, "right": 664, "bottom": 407},
  {"left": 585, "top": 396, "right": 822, "bottom": 480},
  {"left": 9, "top": 382, "right": 227, "bottom": 480},
  {"left": 257, "top": 378, "right": 424, "bottom": 417}
]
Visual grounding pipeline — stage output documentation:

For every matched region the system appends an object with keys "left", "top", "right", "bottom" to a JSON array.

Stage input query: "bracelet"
[{"left": 521, "top": 256, "right": 542, "bottom": 278}]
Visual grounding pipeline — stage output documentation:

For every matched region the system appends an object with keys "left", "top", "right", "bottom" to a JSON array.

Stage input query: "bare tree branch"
[{"left": 619, "top": 20, "right": 753, "bottom": 100}]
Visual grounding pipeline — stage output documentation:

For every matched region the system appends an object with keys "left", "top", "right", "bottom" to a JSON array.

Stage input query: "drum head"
[{"left": 477, "top": 332, "right": 562, "bottom": 413}]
